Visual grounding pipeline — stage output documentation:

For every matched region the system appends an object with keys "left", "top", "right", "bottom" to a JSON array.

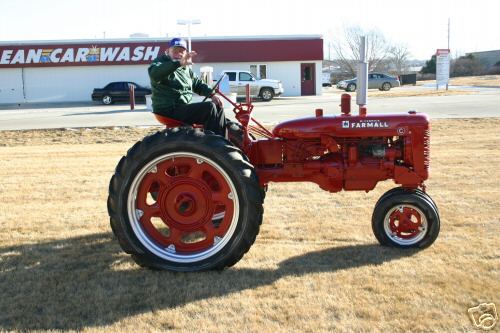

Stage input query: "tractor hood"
[{"left": 272, "top": 112, "right": 429, "bottom": 139}]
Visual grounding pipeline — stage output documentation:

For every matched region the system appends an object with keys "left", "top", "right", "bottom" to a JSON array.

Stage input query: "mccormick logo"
[{"left": 342, "top": 119, "right": 390, "bottom": 129}]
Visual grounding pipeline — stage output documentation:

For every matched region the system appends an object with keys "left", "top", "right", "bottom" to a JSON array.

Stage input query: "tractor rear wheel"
[
  {"left": 108, "top": 127, "right": 264, "bottom": 271},
  {"left": 372, "top": 189, "right": 440, "bottom": 248}
]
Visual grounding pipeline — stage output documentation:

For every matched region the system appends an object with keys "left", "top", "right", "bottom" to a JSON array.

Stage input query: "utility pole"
[
  {"left": 447, "top": 18, "right": 450, "bottom": 50},
  {"left": 447, "top": 18, "right": 450, "bottom": 90}
]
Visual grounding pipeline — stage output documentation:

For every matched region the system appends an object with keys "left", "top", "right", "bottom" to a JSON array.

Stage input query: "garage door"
[{"left": 0, "top": 68, "right": 24, "bottom": 104}]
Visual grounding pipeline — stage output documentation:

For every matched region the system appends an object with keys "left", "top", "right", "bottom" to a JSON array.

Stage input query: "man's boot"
[{"left": 226, "top": 121, "right": 245, "bottom": 149}]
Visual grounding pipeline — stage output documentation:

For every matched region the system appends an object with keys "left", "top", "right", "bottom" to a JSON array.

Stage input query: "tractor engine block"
[{"left": 249, "top": 112, "right": 430, "bottom": 193}]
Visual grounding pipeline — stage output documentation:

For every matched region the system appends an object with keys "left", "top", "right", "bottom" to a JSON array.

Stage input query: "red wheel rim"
[
  {"left": 384, "top": 204, "right": 427, "bottom": 245},
  {"left": 131, "top": 154, "right": 237, "bottom": 257}
]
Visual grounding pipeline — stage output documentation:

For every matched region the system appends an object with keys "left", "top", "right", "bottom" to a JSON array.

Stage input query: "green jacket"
[{"left": 148, "top": 54, "right": 212, "bottom": 112}]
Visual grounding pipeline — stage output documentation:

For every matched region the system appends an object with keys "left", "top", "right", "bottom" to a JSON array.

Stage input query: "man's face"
[{"left": 168, "top": 46, "right": 186, "bottom": 60}]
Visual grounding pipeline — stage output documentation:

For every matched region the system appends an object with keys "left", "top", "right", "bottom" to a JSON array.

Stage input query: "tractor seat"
[{"left": 153, "top": 113, "right": 185, "bottom": 127}]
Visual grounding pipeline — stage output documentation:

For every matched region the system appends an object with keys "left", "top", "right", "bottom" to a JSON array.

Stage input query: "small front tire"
[
  {"left": 375, "top": 187, "right": 439, "bottom": 215},
  {"left": 372, "top": 190, "right": 440, "bottom": 248}
]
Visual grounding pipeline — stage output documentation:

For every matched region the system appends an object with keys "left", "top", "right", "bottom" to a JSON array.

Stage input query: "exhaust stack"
[{"left": 356, "top": 36, "right": 368, "bottom": 116}]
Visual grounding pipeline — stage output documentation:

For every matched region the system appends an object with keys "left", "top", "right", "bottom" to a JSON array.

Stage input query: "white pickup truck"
[{"left": 219, "top": 70, "right": 284, "bottom": 101}]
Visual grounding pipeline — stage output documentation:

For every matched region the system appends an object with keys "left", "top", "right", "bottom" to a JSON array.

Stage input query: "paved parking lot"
[{"left": 0, "top": 86, "right": 499, "bottom": 130}]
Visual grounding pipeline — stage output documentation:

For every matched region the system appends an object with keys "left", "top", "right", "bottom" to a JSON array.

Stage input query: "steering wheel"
[{"left": 202, "top": 73, "right": 227, "bottom": 102}]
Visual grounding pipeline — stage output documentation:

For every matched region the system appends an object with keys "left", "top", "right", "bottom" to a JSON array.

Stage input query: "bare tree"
[
  {"left": 389, "top": 43, "right": 411, "bottom": 74},
  {"left": 331, "top": 26, "right": 391, "bottom": 76},
  {"left": 451, "top": 54, "right": 485, "bottom": 76}
]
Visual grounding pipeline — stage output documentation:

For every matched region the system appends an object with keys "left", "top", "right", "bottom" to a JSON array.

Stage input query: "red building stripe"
[{"left": 192, "top": 39, "right": 323, "bottom": 62}]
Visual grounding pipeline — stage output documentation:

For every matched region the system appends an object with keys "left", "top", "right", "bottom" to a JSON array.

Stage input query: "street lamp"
[{"left": 177, "top": 19, "right": 201, "bottom": 52}]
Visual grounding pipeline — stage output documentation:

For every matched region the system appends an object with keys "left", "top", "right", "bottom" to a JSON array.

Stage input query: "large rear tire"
[{"left": 108, "top": 128, "right": 264, "bottom": 271}]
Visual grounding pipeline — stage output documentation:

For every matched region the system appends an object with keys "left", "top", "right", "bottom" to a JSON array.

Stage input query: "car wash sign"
[{"left": 0, "top": 42, "right": 165, "bottom": 68}]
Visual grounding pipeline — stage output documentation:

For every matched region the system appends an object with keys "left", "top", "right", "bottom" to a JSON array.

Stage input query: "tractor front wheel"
[
  {"left": 372, "top": 189, "right": 440, "bottom": 248},
  {"left": 108, "top": 128, "right": 264, "bottom": 271}
]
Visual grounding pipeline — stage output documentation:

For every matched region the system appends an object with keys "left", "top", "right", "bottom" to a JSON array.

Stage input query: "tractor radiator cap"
[{"left": 408, "top": 110, "right": 417, "bottom": 115}]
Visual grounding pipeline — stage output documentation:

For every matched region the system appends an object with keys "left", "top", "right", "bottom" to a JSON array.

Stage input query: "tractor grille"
[{"left": 423, "top": 129, "right": 430, "bottom": 171}]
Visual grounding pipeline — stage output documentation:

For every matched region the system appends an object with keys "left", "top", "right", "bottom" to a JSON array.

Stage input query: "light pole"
[{"left": 177, "top": 19, "right": 201, "bottom": 52}]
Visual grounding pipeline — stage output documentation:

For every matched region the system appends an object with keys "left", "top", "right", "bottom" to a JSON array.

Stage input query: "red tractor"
[{"left": 108, "top": 80, "right": 440, "bottom": 272}]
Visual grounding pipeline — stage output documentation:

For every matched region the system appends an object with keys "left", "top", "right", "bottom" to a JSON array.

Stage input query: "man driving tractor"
[{"left": 148, "top": 37, "right": 229, "bottom": 137}]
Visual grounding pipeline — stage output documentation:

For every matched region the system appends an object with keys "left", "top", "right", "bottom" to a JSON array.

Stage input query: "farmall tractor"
[{"left": 108, "top": 47, "right": 440, "bottom": 272}]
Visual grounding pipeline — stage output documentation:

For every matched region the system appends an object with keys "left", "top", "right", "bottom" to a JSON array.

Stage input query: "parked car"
[
  {"left": 92, "top": 82, "right": 151, "bottom": 105},
  {"left": 336, "top": 73, "right": 400, "bottom": 92},
  {"left": 218, "top": 70, "right": 284, "bottom": 101},
  {"left": 322, "top": 73, "right": 332, "bottom": 87}
]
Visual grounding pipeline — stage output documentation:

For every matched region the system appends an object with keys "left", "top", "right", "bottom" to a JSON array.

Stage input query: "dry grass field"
[
  {"left": 450, "top": 75, "right": 500, "bottom": 87},
  {"left": 417, "top": 75, "right": 500, "bottom": 88},
  {"left": 326, "top": 75, "right": 500, "bottom": 99},
  {"left": 0, "top": 119, "right": 499, "bottom": 332}
]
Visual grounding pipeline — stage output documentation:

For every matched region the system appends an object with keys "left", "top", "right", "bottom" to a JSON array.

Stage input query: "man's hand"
[
  {"left": 180, "top": 51, "right": 197, "bottom": 66},
  {"left": 211, "top": 95, "right": 223, "bottom": 108}
]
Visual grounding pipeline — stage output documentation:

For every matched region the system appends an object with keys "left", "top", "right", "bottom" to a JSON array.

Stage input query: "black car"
[{"left": 92, "top": 82, "right": 151, "bottom": 105}]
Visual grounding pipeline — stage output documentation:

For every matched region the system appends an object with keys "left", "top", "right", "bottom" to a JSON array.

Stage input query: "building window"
[
  {"left": 250, "top": 65, "right": 257, "bottom": 77},
  {"left": 250, "top": 64, "right": 267, "bottom": 79}
]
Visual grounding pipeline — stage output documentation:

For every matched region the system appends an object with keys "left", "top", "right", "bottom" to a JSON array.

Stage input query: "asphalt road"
[{"left": 0, "top": 88, "right": 499, "bottom": 130}]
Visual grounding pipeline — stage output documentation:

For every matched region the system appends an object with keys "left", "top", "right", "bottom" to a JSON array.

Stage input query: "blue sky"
[{"left": 1, "top": 0, "right": 499, "bottom": 59}]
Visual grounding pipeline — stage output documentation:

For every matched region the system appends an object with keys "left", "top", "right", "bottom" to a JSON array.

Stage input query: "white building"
[{"left": 0, "top": 35, "right": 323, "bottom": 104}]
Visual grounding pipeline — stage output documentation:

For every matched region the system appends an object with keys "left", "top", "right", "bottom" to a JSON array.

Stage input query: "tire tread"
[{"left": 107, "top": 128, "right": 264, "bottom": 271}]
